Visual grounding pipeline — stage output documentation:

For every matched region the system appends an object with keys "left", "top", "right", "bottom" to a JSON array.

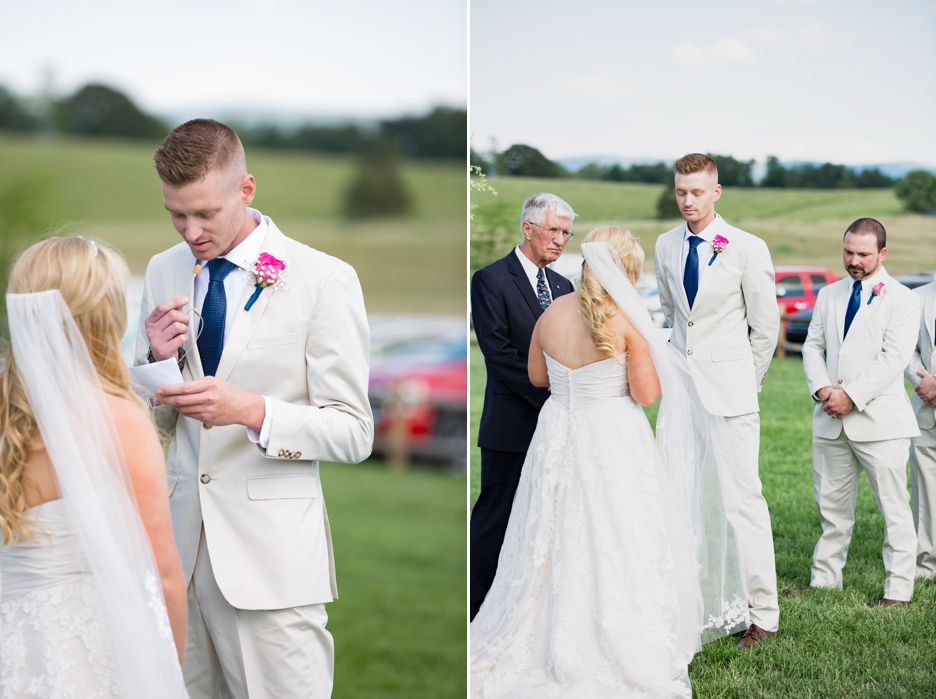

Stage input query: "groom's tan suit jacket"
[
  {"left": 136, "top": 218, "right": 373, "bottom": 611},
  {"left": 802, "top": 267, "right": 919, "bottom": 442},
  {"left": 655, "top": 219, "right": 780, "bottom": 417},
  {"left": 906, "top": 281, "right": 936, "bottom": 446}
]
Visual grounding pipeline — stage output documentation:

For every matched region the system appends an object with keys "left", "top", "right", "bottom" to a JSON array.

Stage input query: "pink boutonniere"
[
  {"left": 708, "top": 234, "right": 729, "bottom": 266},
  {"left": 867, "top": 281, "right": 886, "bottom": 305},
  {"left": 245, "top": 252, "right": 288, "bottom": 310}
]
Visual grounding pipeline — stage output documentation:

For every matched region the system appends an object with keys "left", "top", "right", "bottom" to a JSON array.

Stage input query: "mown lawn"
[
  {"left": 469, "top": 348, "right": 936, "bottom": 697},
  {"left": 323, "top": 460, "right": 466, "bottom": 699}
]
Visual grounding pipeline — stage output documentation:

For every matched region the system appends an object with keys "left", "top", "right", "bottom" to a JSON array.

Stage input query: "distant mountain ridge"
[{"left": 557, "top": 156, "right": 936, "bottom": 180}]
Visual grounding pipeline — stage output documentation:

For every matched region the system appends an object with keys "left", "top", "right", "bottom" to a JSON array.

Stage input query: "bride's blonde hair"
[
  {"left": 0, "top": 236, "right": 144, "bottom": 544},
  {"left": 579, "top": 226, "right": 645, "bottom": 360}
]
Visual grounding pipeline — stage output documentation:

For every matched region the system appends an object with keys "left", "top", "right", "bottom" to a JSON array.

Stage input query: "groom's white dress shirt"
[
  {"left": 803, "top": 266, "right": 919, "bottom": 600},
  {"left": 655, "top": 213, "right": 780, "bottom": 633},
  {"left": 906, "top": 281, "right": 936, "bottom": 578}
]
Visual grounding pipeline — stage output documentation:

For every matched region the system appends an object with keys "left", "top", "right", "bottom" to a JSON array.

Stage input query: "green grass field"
[
  {"left": 0, "top": 134, "right": 467, "bottom": 313},
  {"left": 324, "top": 460, "right": 465, "bottom": 698},
  {"left": 474, "top": 177, "right": 936, "bottom": 276},
  {"left": 470, "top": 346, "right": 936, "bottom": 696}
]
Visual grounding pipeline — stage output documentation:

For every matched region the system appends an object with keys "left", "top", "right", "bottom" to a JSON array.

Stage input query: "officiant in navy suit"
[{"left": 470, "top": 193, "right": 577, "bottom": 620}]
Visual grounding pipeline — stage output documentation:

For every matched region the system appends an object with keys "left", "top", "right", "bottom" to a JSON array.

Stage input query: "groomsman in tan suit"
[
  {"left": 906, "top": 280, "right": 936, "bottom": 578},
  {"left": 655, "top": 153, "right": 780, "bottom": 649},
  {"left": 801, "top": 218, "right": 919, "bottom": 607},
  {"left": 136, "top": 119, "right": 373, "bottom": 698}
]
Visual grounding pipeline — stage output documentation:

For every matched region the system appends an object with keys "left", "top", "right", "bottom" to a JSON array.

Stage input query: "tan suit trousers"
[
  {"left": 184, "top": 527, "right": 335, "bottom": 699},
  {"left": 910, "top": 435, "right": 936, "bottom": 578},
  {"left": 811, "top": 433, "right": 916, "bottom": 601}
]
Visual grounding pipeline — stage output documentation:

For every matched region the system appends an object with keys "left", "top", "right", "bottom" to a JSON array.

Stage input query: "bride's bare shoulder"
[{"left": 104, "top": 394, "right": 154, "bottom": 435}]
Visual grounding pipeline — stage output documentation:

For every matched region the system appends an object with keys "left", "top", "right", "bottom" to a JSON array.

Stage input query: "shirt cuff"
[{"left": 246, "top": 396, "right": 273, "bottom": 449}]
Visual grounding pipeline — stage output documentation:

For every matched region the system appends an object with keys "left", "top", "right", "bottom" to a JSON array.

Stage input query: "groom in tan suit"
[
  {"left": 655, "top": 153, "right": 780, "bottom": 649},
  {"left": 802, "top": 218, "right": 919, "bottom": 606},
  {"left": 136, "top": 119, "right": 373, "bottom": 698}
]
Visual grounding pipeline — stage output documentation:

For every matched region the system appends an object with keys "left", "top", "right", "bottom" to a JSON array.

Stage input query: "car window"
[
  {"left": 777, "top": 275, "right": 805, "bottom": 298},
  {"left": 810, "top": 274, "right": 830, "bottom": 291}
]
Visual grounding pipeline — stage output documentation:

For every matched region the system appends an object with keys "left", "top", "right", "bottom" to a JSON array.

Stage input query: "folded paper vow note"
[{"left": 129, "top": 358, "right": 185, "bottom": 399}]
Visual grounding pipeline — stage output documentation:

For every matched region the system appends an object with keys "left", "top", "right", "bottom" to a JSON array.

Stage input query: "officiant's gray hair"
[{"left": 520, "top": 193, "right": 577, "bottom": 229}]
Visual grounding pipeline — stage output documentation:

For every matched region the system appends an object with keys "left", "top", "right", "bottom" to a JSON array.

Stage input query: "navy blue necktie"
[
  {"left": 683, "top": 236, "right": 704, "bottom": 309},
  {"left": 843, "top": 278, "right": 862, "bottom": 338},
  {"left": 198, "top": 258, "right": 237, "bottom": 377},
  {"left": 536, "top": 268, "right": 551, "bottom": 310}
]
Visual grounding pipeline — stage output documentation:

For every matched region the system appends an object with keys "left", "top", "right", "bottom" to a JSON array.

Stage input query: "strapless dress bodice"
[
  {"left": 1, "top": 498, "right": 90, "bottom": 602},
  {"left": 545, "top": 353, "right": 629, "bottom": 411}
]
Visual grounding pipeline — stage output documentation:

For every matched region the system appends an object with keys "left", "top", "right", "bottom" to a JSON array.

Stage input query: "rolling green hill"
[
  {"left": 0, "top": 134, "right": 467, "bottom": 312},
  {"left": 474, "top": 176, "right": 936, "bottom": 275}
]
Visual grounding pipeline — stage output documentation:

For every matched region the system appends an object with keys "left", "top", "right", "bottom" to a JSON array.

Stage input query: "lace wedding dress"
[
  {"left": 1, "top": 499, "right": 127, "bottom": 698},
  {"left": 470, "top": 353, "right": 696, "bottom": 698}
]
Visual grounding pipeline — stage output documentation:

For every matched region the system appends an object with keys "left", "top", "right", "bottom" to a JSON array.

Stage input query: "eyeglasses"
[{"left": 526, "top": 221, "right": 575, "bottom": 240}]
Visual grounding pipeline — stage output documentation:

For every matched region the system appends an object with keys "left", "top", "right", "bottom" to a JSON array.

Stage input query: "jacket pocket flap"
[
  {"left": 711, "top": 346, "right": 750, "bottom": 362},
  {"left": 247, "top": 474, "right": 317, "bottom": 500},
  {"left": 247, "top": 332, "right": 298, "bottom": 351}
]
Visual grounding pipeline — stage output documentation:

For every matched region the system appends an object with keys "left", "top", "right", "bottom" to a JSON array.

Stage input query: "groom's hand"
[
  {"left": 916, "top": 370, "right": 936, "bottom": 405},
  {"left": 146, "top": 296, "right": 190, "bottom": 361},
  {"left": 821, "top": 387, "right": 854, "bottom": 419},
  {"left": 156, "top": 377, "right": 265, "bottom": 431}
]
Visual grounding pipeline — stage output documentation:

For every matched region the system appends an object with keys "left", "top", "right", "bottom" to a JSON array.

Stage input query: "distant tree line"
[
  {"left": 472, "top": 143, "right": 936, "bottom": 215},
  {"left": 0, "top": 83, "right": 466, "bottom": 159}
]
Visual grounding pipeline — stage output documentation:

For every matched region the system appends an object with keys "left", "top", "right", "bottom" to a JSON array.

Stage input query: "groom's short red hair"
[
  {"left": 674, "top": 153, "right": 717, "bottom": 177},
  {"left": 154, "top": 118, "right": 244, "bottom": 186}
]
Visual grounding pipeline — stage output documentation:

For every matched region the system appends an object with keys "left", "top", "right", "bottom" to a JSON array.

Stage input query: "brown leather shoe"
[
  {"left": 866, "top": 598, "right": 908, "bottom": 608},
  {"left": 737, "top": 624, "right": 777, "bottom": 650},
  {"left": 783, "top": 587, "right": 813, "bottom": 597}
]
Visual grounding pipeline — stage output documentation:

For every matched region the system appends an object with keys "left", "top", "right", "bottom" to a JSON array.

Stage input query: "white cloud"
[
  {"left": 671, "top": 37, "right": 755, "bottom": 70},
  {"left": 563, "top": 73, "right": 632, "bottom": 103},
  {"left": 741, "top": 21, "right": 852, "bottom": 49}
]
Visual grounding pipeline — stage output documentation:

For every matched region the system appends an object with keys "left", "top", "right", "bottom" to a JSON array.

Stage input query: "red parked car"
[{"left": 775, "top": 266, "right": 838, "bottom": 315}]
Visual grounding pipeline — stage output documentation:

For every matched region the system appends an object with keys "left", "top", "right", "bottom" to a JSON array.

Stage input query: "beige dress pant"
[
  {"left": 725, "top": 413, "right": 779, "bottom": 632},
  {"left": 811, "top": 433, "right": 916, "bottom": 601},
  {"left": 910, "top": 432, "right": 936, "bottom": 578},
  {"left": 184, "top": 527, "right": 335, "bottom": 699}
]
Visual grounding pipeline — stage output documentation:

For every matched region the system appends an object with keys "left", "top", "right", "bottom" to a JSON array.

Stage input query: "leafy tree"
[
  {"left": 494, "top": 144, "right": 566, "bottom": 178},
  {"left": 54, "top": 84, "right": 166, "bottom": 139},
  {"left": 380, "top": 107, "right": 466, "bottom": 159},
  {"left": 626, "top": 162, "right": 671, "bottom": 184},
  {"left": 656, "top": 183, "right": 682, "bottom": 220},
  {"left": 577, "top": 162, "right": 607, "bottom": 180},
  {"left": 855, "top": 168, "right": 894, "bottom": 188},
  {"left": 761, "top": 156, "right": 788, "bottom": 188},
  {"left": 708, "top": 153, "right": 755, "bottom": 187},
  {"left": 0, "top": 86, "right": 37, "bottom": 131},
  {"left": 343, "top": 143, "right": 412, "bottom": 218},
  {"left": 895, "top": 170, "right": 936, "bottom": 213}
]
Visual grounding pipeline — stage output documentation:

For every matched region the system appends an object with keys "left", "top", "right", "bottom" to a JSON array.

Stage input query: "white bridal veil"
[
  {"left": 6, "top": 290, "right": 188, "bottom": 698},
  {"left": 580, "top": 241, "right": 749, "bottom": 657}
]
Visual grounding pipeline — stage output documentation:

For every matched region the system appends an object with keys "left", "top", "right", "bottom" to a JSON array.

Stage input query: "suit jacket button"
[
  {"left": 838, "top": 379, "right": 843, "bottom": 384},
  {"left": 200, "top": 474, "right": 211, "bottom": 484},
  {"left": 687, "top": 349, "right": 693, "bottom": 355},
  {"left": 295, "top": 451, "right": 301, "bottom": 458},
  {"left": 688, "top": 321, "right": 694, "bottom": 327},
  {"left": 278, "top": 449, "right": 285, "bottom": 457},
  {"left": 203, "top": 423, "right": 212, "bottom": 430}
]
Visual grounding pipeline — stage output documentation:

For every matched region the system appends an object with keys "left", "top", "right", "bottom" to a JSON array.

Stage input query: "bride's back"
[{"left": 535, "top": 292, "right": 627, "bottom": 370}]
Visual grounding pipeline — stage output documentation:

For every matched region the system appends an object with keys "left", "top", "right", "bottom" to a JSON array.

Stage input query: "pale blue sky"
[
  {"left": 0, "top": 0, "right": 466, "bottom": 120},
  {"left": 471, "top": 0, "right": 936, "bottom": 166}
]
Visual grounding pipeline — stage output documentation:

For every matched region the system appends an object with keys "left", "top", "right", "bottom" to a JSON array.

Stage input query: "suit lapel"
[
  {"left": 833, "top": 279, "right": 849, "bottom": 345},
  {"left": 174, "top": 253, "right": 205, "bottom": 381},
  {"left": 669, "top": 226, "right": 691, "bottom": 315},
  {"left": 214, "top": 225, "right": 288, "bottom": 382},
  {"left": 506, "top": 252, "right": 545, "bottom": 319},
  {"left": 841, "top": 271, "right": 889, "bottom": 346},
  {"left": 545, "top": 267, "right": 572, "bottom": 299}
]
